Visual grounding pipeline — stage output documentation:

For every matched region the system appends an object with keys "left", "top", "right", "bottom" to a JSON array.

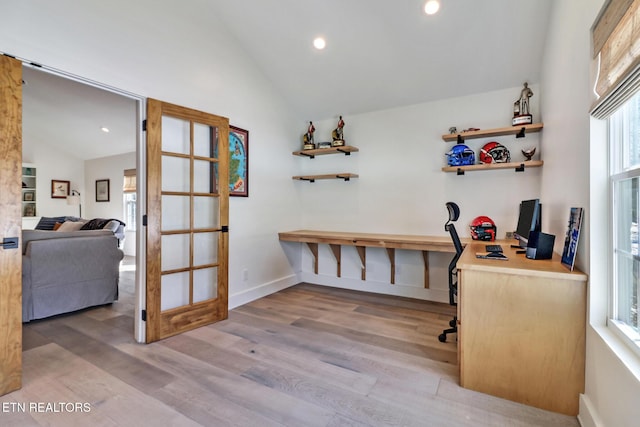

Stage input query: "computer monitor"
[{"left": 514, "top": 199, "right": 541, "bottom": 248}]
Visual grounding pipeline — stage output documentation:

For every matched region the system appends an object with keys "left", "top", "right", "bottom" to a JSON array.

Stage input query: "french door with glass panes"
[{"left": 145, "top": 99, "right": 229, "bottom": 343}]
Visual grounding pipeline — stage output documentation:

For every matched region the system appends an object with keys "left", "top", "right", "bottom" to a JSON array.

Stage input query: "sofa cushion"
[
  {"left": 56, "top": 221, "right": 86, "bottom": 232},
  {"left": 35, "top": 216, "right": 68, "bottom": 230},
  {"left": 35, "top": 216, "right": 83, "bottom": 230}
]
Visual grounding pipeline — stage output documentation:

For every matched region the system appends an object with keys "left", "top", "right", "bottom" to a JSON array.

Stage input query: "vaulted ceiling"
[{"left": 20, "top": 0, "right": 553, "bottom": 160}]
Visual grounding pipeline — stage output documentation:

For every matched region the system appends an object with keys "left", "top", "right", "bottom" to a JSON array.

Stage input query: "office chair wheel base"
[{"left": 438, "top": 333, "right": 447, "bottom": 343}]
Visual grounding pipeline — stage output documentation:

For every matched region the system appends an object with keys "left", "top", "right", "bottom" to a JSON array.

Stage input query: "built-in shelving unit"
[
  {"left": 442, "top": 160, "right": 543, "bottom": 174},
  {"left": 292, "top": 145, "right": 359, "bottom": 182},
  {"left": 21, "top": 164, "right": 37, "bottom": 217},
  {"left": 442, "top": 123, "right": 543, "bottom": 142}
]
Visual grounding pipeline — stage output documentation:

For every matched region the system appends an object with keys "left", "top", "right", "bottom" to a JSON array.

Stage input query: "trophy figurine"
[
  {"left": 331, "top": 115, "right": 345, "bottom": 147},
  {"left": 522, "top": 147, "right": 536, "bottom": 161},
  {"left": 302, "top": 121, "right": 315, "bottom": 150},
  {"left": 512, "top": 82, "right": 533, "bottom": 126}
]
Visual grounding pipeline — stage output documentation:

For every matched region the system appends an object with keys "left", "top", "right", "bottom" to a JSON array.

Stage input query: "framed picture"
[
  {"left": 229, "top": 125, "right": 249, "bottom": 197},
  {"left": 96, "top": 179, "right": 110, "bottom": 202},
  {"left": 23, "top": 191, "right": 34, "bottom": 201},
  {"left": 51, "top": 180, "right": 70, "bottom": 198},
  {"left": 561, "top": 207, "right": 584, "bottom": 271}
]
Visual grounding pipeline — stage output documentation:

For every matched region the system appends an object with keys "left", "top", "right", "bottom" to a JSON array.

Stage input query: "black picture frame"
[{"left": 96, "top": 179, "right": 110, "bottom": 202}]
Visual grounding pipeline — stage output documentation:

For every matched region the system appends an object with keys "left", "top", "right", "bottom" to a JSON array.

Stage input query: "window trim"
[{"left": 608, "top": 102, "right": 640, "bottom": 357}]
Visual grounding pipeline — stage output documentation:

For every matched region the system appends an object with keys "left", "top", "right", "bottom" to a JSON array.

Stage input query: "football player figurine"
[
  {"left": 303, "top": 121, "right": 315, "bottom": 150},
  {"left": 331, "top": 115, "right": 345, "bottom": 147},
  {"left": 513, "top": 82, "right": 534, "bottom": 126}
]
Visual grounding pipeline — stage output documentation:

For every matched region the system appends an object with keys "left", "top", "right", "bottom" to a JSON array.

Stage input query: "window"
[
  {"left": 123, "top": 169, "right": 136, "bottom": 231},
  {"left": 124, "top": 192, "right": 136, "bottom": 232},
  {"left": 610, "top": 91, "right": 640, "bottom": 352}
]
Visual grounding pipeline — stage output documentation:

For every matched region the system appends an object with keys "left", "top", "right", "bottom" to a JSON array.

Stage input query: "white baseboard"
[
  {"left": 229, "top": 274, "right": 299, "bottom": 309},
  {"left": 578, "top": 394, "right": 602, "bottom": 427},
  {"left": 299, "top": 271, "right": 449, "bottom": 302}
]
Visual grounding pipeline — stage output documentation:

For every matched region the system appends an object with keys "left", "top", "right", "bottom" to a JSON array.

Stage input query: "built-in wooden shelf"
[
  {"left": 293, "top": 173, "right": 359, "bottom": 182},
  {"left": 442, "top": 160, "right": 543, "bottom": 175},
  {"left": 292, "top": 145, "right": 359, "bottom": 158},
  {"left": 442, "top": 123, "right": 544, "bottom": 142}
]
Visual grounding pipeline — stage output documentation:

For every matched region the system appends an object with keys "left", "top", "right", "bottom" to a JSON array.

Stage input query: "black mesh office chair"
[{"left": 439, "top": 202, "right": 464, "bottom": 343}]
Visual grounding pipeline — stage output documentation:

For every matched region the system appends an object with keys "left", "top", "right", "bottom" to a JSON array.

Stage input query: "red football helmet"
[
  {"left": 479, "top": 141, "right": 510, "bottom": 164},
  {"left": 470, "top": 216, "right": 497, "bottom": 241}
]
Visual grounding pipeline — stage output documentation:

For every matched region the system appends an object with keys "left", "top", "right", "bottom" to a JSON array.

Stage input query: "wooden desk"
[
  {"left": 457, "top": 240, "right": 588, "bottom": 415},
  {"left": 278, "top": 230, "right": 458, "bottom": 288}
]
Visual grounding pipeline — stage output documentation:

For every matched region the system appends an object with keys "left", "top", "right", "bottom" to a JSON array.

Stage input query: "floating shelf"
[
  {"left": 442, "top": 123, "right": 544, "bottom": 142},
  {"left": 293, "top": 173, "right": 359, "bottom": 182},
  {"left": 292, "top": 145, "right": 359, "bottom": 158},
  {"left": 442, "top": 160, "right": 543, "bottom": 174}
]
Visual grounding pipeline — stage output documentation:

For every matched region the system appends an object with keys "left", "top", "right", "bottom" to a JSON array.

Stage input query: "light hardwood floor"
[{"left": 1, "top": 264, "right": 579, "bottom": 427}]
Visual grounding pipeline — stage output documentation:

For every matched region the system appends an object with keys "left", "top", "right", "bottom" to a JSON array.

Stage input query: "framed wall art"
[
  {"left": 96, "top": 179, "right": 110, "bottom": 202},
  {"left": 51, "top": 180, "right": 70, "bottom": 198},
  {"left": 229, "top": 125, "right": 249, "bottom": 197}
]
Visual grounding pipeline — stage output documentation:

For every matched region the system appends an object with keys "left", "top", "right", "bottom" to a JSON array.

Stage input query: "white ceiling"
[
  {"left": 22, "top": 66, "right": 138, "bottom": 161},
  {"left": 210, "top": 0, "right": 553, "bottom": 119},
  {"left": 20, "top": 0, "right": 553, "bottom": 160}
]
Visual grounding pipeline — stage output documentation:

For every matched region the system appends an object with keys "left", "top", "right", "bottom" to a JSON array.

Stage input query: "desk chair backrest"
[{"left": 445, "top": 202, "right": 464, "bottom": 258}]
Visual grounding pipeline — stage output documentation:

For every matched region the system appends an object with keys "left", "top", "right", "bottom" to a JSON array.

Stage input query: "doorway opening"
[{"left": 21, "top": 62, "right": 147, "bottom": 343}]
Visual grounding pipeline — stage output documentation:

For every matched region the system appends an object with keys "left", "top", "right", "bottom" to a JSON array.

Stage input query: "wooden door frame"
[{"left": 0, "top": 54, "right": 23, "bottom": 396}]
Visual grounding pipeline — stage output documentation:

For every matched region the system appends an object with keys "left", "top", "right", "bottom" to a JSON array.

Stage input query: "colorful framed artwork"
[
  {"left": 229, "top": 125, "right": 249, "bottom": 197},
  {"left": 51, "top": 180, "right": 70, "bottom": 198},
  {"left": 561, "top": 207, "right": 583, "bottom": 271},
  {"left": 96, "top": 179, "right": 110, "bottom": 202}
]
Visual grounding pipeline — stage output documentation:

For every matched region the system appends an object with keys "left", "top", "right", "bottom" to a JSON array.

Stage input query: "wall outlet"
[
  {"left": 506, "top": 231, "right": 514, "bottom": 239},
  {"left": 242, "top": 268, "right": 248, "bottom": 281}
]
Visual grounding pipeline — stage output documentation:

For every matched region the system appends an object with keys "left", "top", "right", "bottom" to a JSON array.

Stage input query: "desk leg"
[
  {"left": 422, "top": 251, "right": 429, "bottom": 289},
  {"left": 329, "top": 244, "right": 341, "bottom": 277},
  {"left": 306, "top": 242, "right": 319, "bottom": 274},
  {"left": 386, "top": 248, "right": 396, "bottom": 284},
  {"left": 356, "top": 246, "right": 366, "bottom": 280}
]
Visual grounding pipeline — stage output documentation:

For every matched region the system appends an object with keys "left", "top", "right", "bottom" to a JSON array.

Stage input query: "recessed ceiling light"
[
  {"left": 101, "top": 127, "right": 110, "bottom": 133},
  {"left": 424, "top": 0, "right": 440, "bottom": 15},
  {"left": 313, "top": 37, "right": 326, "bottom": 50}
]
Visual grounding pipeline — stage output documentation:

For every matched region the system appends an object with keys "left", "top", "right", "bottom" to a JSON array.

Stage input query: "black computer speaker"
[{"left": 526, "top": 231, "right": 555, "bottom": 260}]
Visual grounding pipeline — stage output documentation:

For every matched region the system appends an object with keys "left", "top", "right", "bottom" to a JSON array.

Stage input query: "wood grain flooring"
[{"left": 1, "top": 263, "right": 579, "bottom": 426}]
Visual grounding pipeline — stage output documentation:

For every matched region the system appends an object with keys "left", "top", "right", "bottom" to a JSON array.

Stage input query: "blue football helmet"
[{"left": 446, "top": 144, "right": 475, "bottom": 166}]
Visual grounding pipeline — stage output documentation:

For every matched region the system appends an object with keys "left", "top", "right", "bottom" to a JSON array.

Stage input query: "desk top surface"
[
  {"left": 278, "top": 229, "right": 459, "bottom": 252},
  {"left": 458, "top": 239, "right": 587, "bottom": 281}
]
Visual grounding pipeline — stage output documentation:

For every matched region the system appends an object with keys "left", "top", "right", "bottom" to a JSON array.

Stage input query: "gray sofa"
[{"left": 22, "top": 229, "right": 125, "bottom": 322}]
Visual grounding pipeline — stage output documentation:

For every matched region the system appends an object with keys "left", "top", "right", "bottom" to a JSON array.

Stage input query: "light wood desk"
[
  {"left": 278, "top": 230, "right": 458, "bottom": 288},
  {"left": 457, "top": 240, "right": 588, "bottom": 416}
]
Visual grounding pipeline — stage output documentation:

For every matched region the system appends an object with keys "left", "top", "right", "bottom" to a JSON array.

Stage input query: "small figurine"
[
  {"left": 331, "top": 115, "right": 345, "bottom": 147},
  {"left": 513, "top": 82, "right": 534, "bottom": 126},
  {"left": 303, "top": 121, "right": 315, "bottom": 150},
  {"left": 522, "top": 147, "right": 536, "bottom": 161},
  {"left": 448, "top": 126, "right": 457, "bottom": 134}
]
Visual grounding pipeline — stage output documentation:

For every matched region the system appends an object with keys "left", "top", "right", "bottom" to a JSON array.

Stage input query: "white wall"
[
  {"left": 22, "top": 138, "right": 84, "bottom": 222},
  {"left": 540, "top": 1, "right": 640, "bottom": 426},
  {"left": 1, "top": 0, "right": 301, "bottom": 306},
  {"left": 292, "top": 86, "right": 542, "bottom": 301},
  {"left": 85, "top": 152, "right": 136, "bottom": 256}
]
